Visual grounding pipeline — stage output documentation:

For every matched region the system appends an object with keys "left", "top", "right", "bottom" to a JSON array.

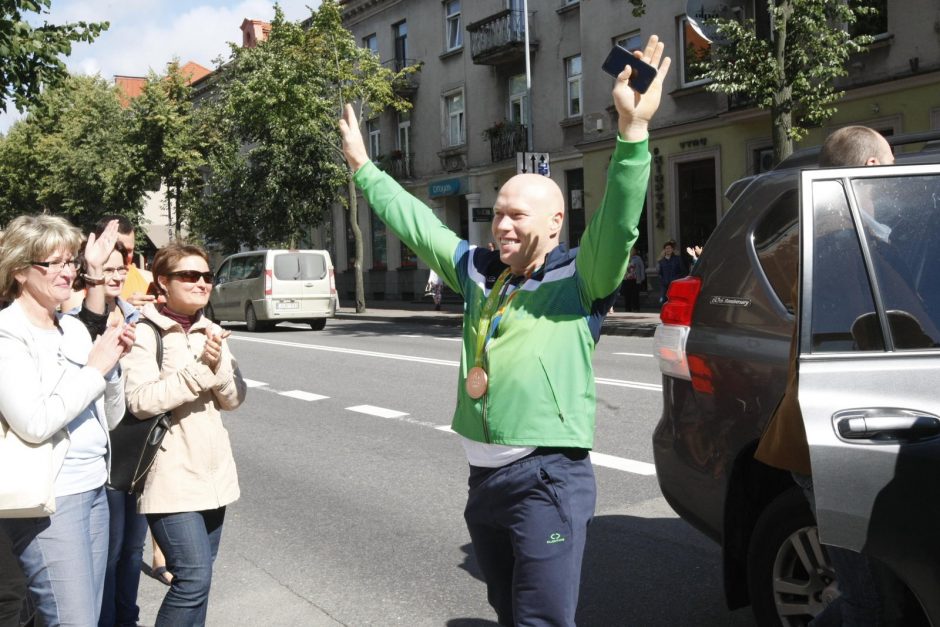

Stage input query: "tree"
[
  {"left": 127, "top": 60, "right": 209, "bottom": 239},
  {"left": 628, "top": 0, "right": 876, "bottom": 163},
  {"left": 0, "top": 74, "right": 147, "bottom": 229},
  {"left": 0, "top": 0, "right": 108, "bottom": 112},
  {"left": 192, "top": 0, "right": 417, "bottom": 312}
]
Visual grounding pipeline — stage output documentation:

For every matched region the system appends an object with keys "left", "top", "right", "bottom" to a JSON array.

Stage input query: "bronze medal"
[{"left": 466, "top": 366, "right": 488, "bottom": 399}]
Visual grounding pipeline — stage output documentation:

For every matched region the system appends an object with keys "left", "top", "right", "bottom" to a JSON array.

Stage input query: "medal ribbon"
[{"left": 471, "top": 268, "right": 522, "bottom": 369}]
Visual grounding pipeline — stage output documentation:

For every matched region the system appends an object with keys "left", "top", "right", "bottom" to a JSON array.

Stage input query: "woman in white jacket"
[{"left": 0, "top": 215, "right": 134, "bottom": 626}]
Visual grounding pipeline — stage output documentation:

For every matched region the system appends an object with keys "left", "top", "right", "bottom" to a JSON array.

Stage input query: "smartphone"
[{"left": 601, "top": 45, "right": 657, "bottom": 94}]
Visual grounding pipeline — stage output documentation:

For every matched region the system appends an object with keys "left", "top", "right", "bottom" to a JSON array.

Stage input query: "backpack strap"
[{"left": 137, "top": 318, "right": 164, "bottom": 372}]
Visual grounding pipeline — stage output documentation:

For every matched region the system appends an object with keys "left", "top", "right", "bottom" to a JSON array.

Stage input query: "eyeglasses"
[
  {"left": 166, "top": 270, "right": 214, "bottom": 284},
  {"left": 31, "top": 259, "right": 78, "bottom": 273},
  {"left": 102, "top": 266, "right": 129, "bottom": 279}
]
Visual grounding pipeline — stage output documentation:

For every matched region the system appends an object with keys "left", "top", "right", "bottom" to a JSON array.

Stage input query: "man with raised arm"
[{"left": 339, "top": 36, "right": 670, "bottom": 626}]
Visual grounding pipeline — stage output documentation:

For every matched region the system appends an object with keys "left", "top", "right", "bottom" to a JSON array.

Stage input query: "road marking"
[
  {"left": 613, "top": 352, "right": 654, "bottom": 358},
  {"left": 347, "top": 405, "right": 409, "bottom": 419},
  {"left": 590, "top": 452, "right": 657, "bottom": 475},
  {"left": 399, "top": 334, "right": 422, "bottom": 338},
  {"left": 596, "top": 377, "right": 662, "bottom": 391},
  {"left": 435, "top": 425, "right": 455, "bottom": 433},
  {"left": 434, "top": 337, "right": 462, "bottom": 342},
  {"left": 229, "top": 335, "right": 459, "bottom": 367},
  {"left": 280, "top": 390, "right": 329, "bottom": 402},
  {"left": 243, "top": 378, "right": 268, "bottom": 388}
]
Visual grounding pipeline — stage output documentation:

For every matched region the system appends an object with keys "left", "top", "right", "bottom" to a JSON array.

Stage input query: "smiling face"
[
  {"left": 16, "top": 247, "right": 78, "bottom": 311},
  {"left": 491, "top": 174, "right": 565, "bottom": 275},
  {"left": 158, "top": 254, "right": 212, "bottom": 316},
  {"left": 102, "top": 249, "right": 127, "bottom": 301}
]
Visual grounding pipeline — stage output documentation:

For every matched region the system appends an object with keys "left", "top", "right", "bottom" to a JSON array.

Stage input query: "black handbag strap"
[{"left": 138, "top": 318, "right": 164, "bottom": 372}]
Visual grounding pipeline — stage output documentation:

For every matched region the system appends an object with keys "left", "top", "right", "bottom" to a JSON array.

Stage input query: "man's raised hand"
[
  {"left": 338, "top": 104, "right": 370, "bottom": 173},
  {"left": 613, "top": 35, "right": 671, "bottom": 142}
]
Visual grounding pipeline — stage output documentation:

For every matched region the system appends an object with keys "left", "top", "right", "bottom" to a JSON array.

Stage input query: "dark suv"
[{"left": 652, "top": 131, "right": 940, "bottom": 626}]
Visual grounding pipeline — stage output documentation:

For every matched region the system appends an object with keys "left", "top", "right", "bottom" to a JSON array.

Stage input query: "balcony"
[
  {"left": 375, "top": 151, "right": 416, "bottom": 180},
  {"left": 483, "top": 120, "right": 527, "bottom": 163},
  {"left": 382, "top": 58, "right": 421, "bottom": 97},
  {"left": 467, "top": 9, "right": 537, "bottom": 66}
]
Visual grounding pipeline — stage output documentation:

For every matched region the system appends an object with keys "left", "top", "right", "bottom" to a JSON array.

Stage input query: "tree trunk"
[
  {"left": 347, "top": 178, "right": 366, "bottom": 313},
  {"left": 770, "top": 0, "right": 794, "bottom": 165},
  {"left": 174, "top": 185, "right": 183, "bottom": 240}
]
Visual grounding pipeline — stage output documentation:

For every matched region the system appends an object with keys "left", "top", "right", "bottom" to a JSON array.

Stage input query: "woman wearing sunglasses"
[
  {"left": 0, "top": 214, "right": 134, "bottom": 626},
  {"left": 121, "top": 241, "right": 246, "bottom": 626}
]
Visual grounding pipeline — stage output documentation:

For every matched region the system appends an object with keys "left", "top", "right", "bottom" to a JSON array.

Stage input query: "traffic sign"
[{"left": 517, "top": 152, "right": 550, "bottom": 177}]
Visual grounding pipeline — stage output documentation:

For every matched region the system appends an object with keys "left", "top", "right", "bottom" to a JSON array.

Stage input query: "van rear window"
[{"left": 274, "top": 253, "right": 327, "bottom": 281}]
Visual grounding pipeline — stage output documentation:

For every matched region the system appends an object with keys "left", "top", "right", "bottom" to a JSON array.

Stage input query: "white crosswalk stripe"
[{"left": 279, "top": 390, "right": 329, "bottom": 402}]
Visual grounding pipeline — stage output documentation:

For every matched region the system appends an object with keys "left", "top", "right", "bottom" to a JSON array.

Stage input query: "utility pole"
[{"left": 523, "top": 0, "right": 534, "bottom": 152}]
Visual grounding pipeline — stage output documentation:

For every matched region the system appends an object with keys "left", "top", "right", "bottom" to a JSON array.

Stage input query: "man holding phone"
[{"left": 339, "top": 36, "right": 670, "bottom": 626}]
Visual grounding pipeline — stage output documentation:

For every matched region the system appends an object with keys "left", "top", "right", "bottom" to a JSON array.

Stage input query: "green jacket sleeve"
[
  {"left": 575, "top": 136, "right": 651, "bottom": 303},
  {"left": 353, "top": 162, "right": 464, "bottom": 295}
]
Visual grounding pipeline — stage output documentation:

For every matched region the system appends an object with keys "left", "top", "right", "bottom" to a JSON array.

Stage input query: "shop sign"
[{"left": 428, "top": 177, "right": 467, "bottom": 198}]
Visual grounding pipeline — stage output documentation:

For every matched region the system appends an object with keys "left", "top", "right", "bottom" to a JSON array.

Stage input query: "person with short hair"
[
  {"left": 121, "top": 241, "right": 246, "bottom": 626},
  {"left": 0, "top": 214, "right": 133, "bottom": 626},
  {"left": 657, "top": 239, "right": 685, "bottom": 304}
]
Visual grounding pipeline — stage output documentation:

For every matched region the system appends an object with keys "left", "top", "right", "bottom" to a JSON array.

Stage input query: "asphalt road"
[{"left": 135, "top": 316, "right": 757, "bottom": 627}]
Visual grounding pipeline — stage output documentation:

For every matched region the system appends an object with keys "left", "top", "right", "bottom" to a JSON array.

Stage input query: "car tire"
[
  {"left": 308, "top": 318, "right": 326, "bottom": 331},
  {"left": 245, "top": 303, "right": 268, "bottom": 332},
  {"left": 747, "top": 487, "right": 839, "bottom": 627},
  {"left": 204, "top": 303, "right": 218, "bottom": 324}
]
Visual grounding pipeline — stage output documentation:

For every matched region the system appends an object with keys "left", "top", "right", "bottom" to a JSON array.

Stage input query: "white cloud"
[{"left": 1, "top": 0, "right": 321, "bottom": 132}]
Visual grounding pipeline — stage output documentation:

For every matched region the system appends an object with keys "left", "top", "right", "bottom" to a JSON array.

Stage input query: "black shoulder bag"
[{"left": 108, "top": 319, "right": 171, "bottom": 493}]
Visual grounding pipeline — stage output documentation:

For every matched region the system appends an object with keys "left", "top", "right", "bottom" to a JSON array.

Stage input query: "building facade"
[{"left": 317, "top": 0, "right": 939, "bottom": 301}]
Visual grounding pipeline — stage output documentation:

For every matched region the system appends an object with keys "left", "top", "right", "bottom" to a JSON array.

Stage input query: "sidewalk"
[{"left": 334, "top": 299, "right": 660, "bottom": 337}]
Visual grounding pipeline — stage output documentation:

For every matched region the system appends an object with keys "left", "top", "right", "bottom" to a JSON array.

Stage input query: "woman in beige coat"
[{"left": 121, "top": 242, "right": 246, "bottom": 626}]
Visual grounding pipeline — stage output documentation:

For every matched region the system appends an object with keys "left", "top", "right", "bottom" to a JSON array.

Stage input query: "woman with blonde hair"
[
  {"left": 122, "top": 241, "right": 246, "bottom": 626},
  {"left": 0, "top": 214, "right": 134, "bottom": 626}
]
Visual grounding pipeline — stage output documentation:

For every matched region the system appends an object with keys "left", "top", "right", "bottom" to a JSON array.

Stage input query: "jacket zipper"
[{"left": 481, "top": 391, "right": 491, "bottom": 443}]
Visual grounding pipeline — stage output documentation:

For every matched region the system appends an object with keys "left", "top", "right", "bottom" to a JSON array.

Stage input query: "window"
[
  {"left": 400, "top": 241, "right": 418, "bottom": 268},
  {"left": 393, "top": 21, "right": 408, "bottom": 71},
  {"left": 753, "top": 146, "right": 774, "bottom": 175},
  {"left": 679, "top": 16, "right": 710, "bottom": 87},
  {"left": 509, "top": 75, "right": 528, "bottom": 125},
  {"left": 849, "top": 0, "right": 887, "bottom": 38},
  {"left": 371, "top": 210, "right": 387, "bottom": 270},
  {"left": 753, "top": 189, "right": 799, "bottom": 312},
  {"left": 273, "top": 253, "right": 326, "bottom": 281},
  {"left": 363, "top": 33, "right": 378, "bottom": 55},
  {"left": 444, "top": 90, "right": 465, "bottom": 146},
  {"left": 367, "top": 119, "right": 380, "bottom": 159},
  {"left": 615, "top": 31, "right": 642, "bottom": 52},
  {"left": 445, "top": 1, "right": 462, "bottom": 51},
  {"left": 565, "top": 55, "right": 582, "bottom": 117},
  {"left": 397, "top": 111, "right": 412, "bottom": 177}
]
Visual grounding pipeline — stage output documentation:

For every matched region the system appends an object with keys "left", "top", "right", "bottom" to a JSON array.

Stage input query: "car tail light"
[
  {"left": 654, "top": 277, "right": 702, "bottom": 380},
  {"left": 660, "top": 277, "right": 702, "bottom": 326},
  {"left": 329, "top": 268, "right": 336, "bottom": 295},
  {"left": 264, "top": 269, "right": 272, "bottom": 296}
]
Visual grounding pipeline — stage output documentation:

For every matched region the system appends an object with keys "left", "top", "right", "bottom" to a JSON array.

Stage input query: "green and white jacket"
[{"left": 354, "top": 136, "right": 650, "bottom": 449}]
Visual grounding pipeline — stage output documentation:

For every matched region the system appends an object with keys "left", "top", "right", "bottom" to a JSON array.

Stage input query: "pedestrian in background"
[
  {"left": 0, "top": 214, "right": 133, "bottom": 626},
  {"left": 621, "top": 247, "right": 646, "bottom": 312},
  {"left": 340, "top": 35, "right": 670, "bottom": 626},
  {"left": 122, "top": 242, "right": 246, "bottom": 626},
  {"left": 657, "top": 239, "right": 686, "bottom": 304},
  {"left": 425, "top": 268, "right": 444, "bottom": 311}
]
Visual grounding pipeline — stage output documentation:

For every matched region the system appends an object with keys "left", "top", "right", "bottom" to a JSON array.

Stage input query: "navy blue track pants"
[{"left": 464, "top": 449, "right": 596, "bottom": 627}]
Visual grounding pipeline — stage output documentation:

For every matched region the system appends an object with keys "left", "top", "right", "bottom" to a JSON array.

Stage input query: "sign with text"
[
  {"left": 516, "top": 152, "right": 551, "bottom": 177},
  {"left": 428, "top": 177, "right": 467, "bottom": 198},
  {"left": 472, "top": 207, "right": 493, "bottom": 223}
]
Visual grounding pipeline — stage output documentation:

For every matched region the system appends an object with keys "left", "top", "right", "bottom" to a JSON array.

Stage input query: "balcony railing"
[
  {"left": 467, "top": 9, "right": 536, "bottom": 66},
  {"left": 484, "top": 121, "right": 527, "bottom": 163},
  {"left": 376, "top": 152, "right": 416, "bottom": 180},
  {"left": 382, "top": 58, "right": 420, "bottom": 96}
]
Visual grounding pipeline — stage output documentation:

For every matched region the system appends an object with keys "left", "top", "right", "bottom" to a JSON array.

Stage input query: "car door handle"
[{"left": 836, "top": 414, "right": 940, "bottom": 440}]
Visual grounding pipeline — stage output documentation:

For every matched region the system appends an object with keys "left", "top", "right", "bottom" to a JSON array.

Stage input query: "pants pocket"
[{"left": 537, "top": 465, "right": 569, "bottom": 525}]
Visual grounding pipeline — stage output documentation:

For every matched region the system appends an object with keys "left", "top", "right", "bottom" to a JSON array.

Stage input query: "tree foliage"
[
  {"left": 0, "top": 74, "right": 146, "bottom": 230},
  {"left": 127, "top": 60, "right": 208, "bottom": 239},
  {"left": 0, "top": 0, "right": 108, "bottom": 112},
  {"left": 192, "top": 0, "right": 417, "bottom": 311},
  {"left": 627, "top": 0, "right": 876, "bottom": 163}
]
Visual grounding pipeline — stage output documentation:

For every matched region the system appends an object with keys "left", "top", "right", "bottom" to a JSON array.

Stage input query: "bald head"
[
  {"left": 820, "top": 126, "right": 894, "bottom": 167},
  {"left": 492, "top": 174, "right": 566, "bottom": 274}
]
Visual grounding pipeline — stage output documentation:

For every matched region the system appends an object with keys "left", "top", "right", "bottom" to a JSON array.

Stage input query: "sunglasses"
[{"left": 166, "top": 270, "right": 215, "bottom": 284}]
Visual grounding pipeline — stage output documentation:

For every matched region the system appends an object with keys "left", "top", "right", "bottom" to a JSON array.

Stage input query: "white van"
[{"left": 206, "top": 249, "right": 336, "bottom": 331}]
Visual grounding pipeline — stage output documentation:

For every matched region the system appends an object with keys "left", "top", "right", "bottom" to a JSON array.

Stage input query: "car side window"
[
  {"left": 753, "top": 188, "right": 799, "bottom": 313},
  {"left": 811, "top": 180, "right": 884, "bottom": 352},
  {"left": 216, "top": 261, "right": 230, "bottom": 285},
  {"left": 851, "top": 175, "right": 940, "bottom": 349},
  {"left": 244, "top": 255, "right": 264, "bottom": 280}
]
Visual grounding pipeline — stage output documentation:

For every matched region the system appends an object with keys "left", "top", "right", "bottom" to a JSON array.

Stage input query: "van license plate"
[{"left": 277, "top": 301, "right": 299, "bottom": 310}]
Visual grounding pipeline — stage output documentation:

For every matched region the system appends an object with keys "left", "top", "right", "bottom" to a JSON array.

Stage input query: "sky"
[{"left": 0, "top": 0, "right": 322, "bottom": 132}]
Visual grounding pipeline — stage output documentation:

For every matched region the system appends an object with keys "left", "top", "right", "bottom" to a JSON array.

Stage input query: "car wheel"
[
  {"left": 308, "top": 318, "right": 326, "bottom": 331},
  {"left": 245, "top": 303, "right": 265, "bottom": 332},
  {"left": 204, "top": 303, "right": 218, "bottom": 323},
  {"left": 747, "top": 487, "right": 839, "bottom": 627}
]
